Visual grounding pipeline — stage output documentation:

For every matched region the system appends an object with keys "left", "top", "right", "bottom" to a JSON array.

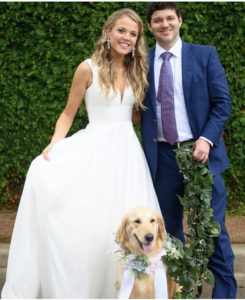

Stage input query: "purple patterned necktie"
[{"left": 157, "top": 52, "right": 178, "bottom": 145}]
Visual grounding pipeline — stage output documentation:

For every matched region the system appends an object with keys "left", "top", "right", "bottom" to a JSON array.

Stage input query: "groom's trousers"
[{"left": 154, "top": 142, "right": 237, "bottom": 299}]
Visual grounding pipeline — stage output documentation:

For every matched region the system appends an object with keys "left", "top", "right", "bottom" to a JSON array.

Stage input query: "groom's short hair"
[{"left": 147, "top": 2, "right": 181, "bottom": 23}]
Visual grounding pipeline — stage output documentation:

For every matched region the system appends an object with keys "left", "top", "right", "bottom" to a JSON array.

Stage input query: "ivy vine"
[{"left": 162, "top": 142, "right": 221, "bottom": 298}]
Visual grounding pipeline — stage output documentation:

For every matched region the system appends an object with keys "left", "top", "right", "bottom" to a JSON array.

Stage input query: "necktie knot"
[{"left": 161, "top": 52, "right": 172, "bottom": 61}]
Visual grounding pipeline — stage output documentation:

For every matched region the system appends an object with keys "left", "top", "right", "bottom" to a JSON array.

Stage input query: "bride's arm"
[
  {"left": 42, "top": 61, "right": 92, "bottom": 161},
  {"left": 132, "top": 105, "right": 142, "bottom": 125}
]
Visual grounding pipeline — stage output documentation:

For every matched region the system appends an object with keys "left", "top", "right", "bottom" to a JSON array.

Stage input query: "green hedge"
[{"left": 0, "top": 2, "right": 244, "bottom": 210}]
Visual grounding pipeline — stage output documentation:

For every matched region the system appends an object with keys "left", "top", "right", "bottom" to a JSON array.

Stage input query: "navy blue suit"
[{"left": 141, "top": 41, "right": 237, "bottom": 298}]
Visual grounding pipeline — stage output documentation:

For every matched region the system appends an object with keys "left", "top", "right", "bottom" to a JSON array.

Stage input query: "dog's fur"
[{"left": 115, "top": 206, "right": 177, "bottom": 299}]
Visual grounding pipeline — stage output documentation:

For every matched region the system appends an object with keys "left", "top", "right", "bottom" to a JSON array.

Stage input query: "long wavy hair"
[{"left": 91, "top": 9, "right": 148, "bottom": 110}]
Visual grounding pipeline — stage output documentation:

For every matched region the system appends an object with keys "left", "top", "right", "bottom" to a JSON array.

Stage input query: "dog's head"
[{"left": 116, "top": 206, "right": 165, "bottom": 256}]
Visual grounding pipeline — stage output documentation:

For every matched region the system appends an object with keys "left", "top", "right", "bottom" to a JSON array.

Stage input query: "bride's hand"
[{"left": 42, "top": 143, "right": 55, "bottom": 161}]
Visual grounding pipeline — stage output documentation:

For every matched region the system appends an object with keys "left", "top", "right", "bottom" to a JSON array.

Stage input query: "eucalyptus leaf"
[
  {"left": 168, "top": 144, "right": 222, "bottom": 298},
  {"left": 173, "top": 291, "right": 182, "bottom": 299},
  {"left": 168, "top": 264, "right": 178, "bottom": 273},
  {"left": 204, "top": 269, "right": 215, "bottom": 286}
]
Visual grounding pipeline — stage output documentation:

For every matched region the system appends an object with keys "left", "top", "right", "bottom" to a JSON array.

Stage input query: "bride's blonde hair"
[{"left": 91, "top": 8, "right": 148, "bottom": 110}]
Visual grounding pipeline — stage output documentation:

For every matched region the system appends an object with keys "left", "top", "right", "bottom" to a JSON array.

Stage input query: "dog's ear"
[
  {"left": 157, "top": 213, "right": 166, "bottom": 241},
  {"left": 116, "top": 214, "right": 128, "bottom": 245}
]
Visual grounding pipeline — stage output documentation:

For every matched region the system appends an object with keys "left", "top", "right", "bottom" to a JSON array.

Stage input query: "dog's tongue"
[{"left": 143, "top": 243, "right": 152, "bottom": 253}]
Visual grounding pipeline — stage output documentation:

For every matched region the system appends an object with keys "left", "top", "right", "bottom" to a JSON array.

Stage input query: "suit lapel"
[
  {"left": 148, "top": 48, "right": 157, "bottom": 114},
  {"left": 182, "top": 41, "right": 193, "bottom": 111}
]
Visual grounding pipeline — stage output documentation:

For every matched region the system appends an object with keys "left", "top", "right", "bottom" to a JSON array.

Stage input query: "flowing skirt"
[{"left": 2, "top": 121, "right": 160, "bottom": 298}]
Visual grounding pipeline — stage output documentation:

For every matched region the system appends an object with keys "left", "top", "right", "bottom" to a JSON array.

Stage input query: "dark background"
[{"left": 0, "top": 2, "right": 244, "bottom": 211}]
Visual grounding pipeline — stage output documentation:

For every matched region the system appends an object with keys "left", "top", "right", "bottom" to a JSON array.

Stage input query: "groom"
[{"left": 141, "top": 2, "right": 237, "bottom": 298}]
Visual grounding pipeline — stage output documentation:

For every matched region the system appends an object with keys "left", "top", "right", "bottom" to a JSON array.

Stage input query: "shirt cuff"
[{"left": 199, "top": 136, "right": 213, "bottom": 147}]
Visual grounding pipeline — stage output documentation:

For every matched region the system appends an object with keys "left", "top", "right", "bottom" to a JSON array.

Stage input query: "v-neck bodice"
[{"left": 84, "top": 59, "right": 135, "bottom": 124}]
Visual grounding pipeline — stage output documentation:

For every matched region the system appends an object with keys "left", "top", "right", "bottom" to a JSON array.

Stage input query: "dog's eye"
[
  {"left": 150, "top": 219, "right": 155, "bottom": 223},
  {"left": 134, "top": 219, "right": 141, "bottom": 224}
]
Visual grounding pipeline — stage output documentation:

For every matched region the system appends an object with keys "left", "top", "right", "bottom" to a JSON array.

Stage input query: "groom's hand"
[{"left": 192, "top": 139, "right": 210, "bottom": 164}]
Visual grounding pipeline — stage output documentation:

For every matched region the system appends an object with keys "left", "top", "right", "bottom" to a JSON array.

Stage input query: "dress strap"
[
  {"left": 85, "top": 58, "right": 92, "bottom": 68},
  {"left": 85, "top": 58, "right": 98, "bottom": 79}
]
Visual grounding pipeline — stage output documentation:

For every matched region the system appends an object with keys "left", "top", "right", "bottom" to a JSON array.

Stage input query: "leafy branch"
[{"left": 162, "top": 142, "right": 221, "bottom": 298}]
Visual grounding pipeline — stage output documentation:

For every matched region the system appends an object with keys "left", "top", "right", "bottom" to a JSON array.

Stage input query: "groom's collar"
[{"left": 155, "top": 37, "right": 182, "bottom": 59}]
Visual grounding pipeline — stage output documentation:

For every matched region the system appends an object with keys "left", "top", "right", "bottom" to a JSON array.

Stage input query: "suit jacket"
[{"left": 141, "top": 41, "right": 230, "bottom": 180}]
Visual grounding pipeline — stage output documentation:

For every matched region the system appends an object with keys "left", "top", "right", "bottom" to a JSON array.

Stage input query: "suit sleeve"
[{"left": 201, "top": 46, "right": 231, "bottom": 147}]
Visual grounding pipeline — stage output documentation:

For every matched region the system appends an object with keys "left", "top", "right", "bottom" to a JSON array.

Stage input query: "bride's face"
[{"left": 107, "top": 16, "right": 139, "bottom": 58}]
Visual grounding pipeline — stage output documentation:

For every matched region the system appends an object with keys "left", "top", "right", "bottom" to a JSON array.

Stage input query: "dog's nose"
[{"left": 144, "top": 233, "right": 154, "bottom": 243}]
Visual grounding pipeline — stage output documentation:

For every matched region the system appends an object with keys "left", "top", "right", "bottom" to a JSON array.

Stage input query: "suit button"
[
  {"left": 153, "top": 119, "right": 157, "bottom": 123},
  {"left": 153, "top": 138, "right": 157, "bottom": 143}
]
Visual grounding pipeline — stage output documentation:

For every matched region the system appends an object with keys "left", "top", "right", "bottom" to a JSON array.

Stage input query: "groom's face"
[{"left": 148, "top": 9, "right": 182, "bottom": 50}]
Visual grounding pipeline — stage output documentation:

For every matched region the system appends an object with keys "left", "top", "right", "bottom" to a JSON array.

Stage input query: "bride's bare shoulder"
[
  {"left": 76, "top": 60, "right": 92, "bottom": 76},
  {"left": 73, "top": 60, "right": 93, "bottom": 88}
]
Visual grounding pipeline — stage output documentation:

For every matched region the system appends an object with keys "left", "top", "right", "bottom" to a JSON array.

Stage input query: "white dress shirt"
[
  {"left": 154, "top": 38, "right": 193, "bottom": 142},
  {"left": 154, "top": 38, "right": 213, "bottom": 146}
]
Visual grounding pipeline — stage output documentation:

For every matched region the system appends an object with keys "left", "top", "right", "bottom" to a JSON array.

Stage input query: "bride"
[{"left": 1, "top": 8, "right": 161, "bottom": 299}]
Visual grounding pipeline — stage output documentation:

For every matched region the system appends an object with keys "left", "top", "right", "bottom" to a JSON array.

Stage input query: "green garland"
[{"left": 162, "top": 142, "right": 221, "bottom": 299}]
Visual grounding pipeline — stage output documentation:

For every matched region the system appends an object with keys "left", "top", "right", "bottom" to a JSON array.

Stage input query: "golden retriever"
[{"left": 115, "top": 206, "right": 177, "bottom": 299}]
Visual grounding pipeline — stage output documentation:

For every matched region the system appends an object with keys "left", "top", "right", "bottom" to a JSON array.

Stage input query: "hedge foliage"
[{"left": 0, "top": 2, "right": 244, "bottom": 209}]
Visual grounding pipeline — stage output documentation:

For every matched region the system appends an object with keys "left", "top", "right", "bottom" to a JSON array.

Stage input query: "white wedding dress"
[{"left": 1, "top": 59, "right": 160, "bottom": 299}]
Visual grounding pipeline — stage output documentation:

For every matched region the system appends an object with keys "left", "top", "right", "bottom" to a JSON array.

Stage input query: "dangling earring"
[
  {"left": 107, "top": 38, "right": 110, "bottom": 51},
  {"left": 132, "top": 47, "right": 135, "bottom": 58}
]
